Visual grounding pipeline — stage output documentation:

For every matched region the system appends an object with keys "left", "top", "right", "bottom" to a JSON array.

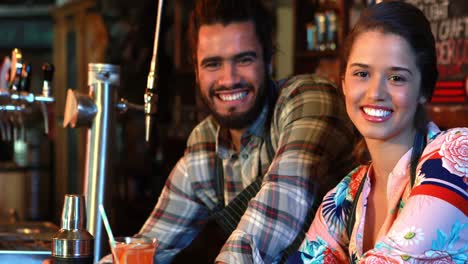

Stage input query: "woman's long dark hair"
[{"left": 342, "top": 1, "right": 438, "bottom": 184}]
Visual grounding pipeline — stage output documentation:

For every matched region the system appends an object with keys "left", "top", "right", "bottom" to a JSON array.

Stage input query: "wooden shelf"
[
  {"left": 293, "top": 0, "right": 348, "bottom": 76},
  {"left": 295, "top": 49, "right": 340, "bottom": 58},
  {"left": 314, "top": 0, "right": 342, "bottom": 12}
]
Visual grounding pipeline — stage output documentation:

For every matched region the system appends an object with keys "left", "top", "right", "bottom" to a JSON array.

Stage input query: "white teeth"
[
  {"left": 363, "top": 107, "right": 391, "bottom": 117},
  {"left": 218, "top": 91, "right": 247, "bottom": 101}
]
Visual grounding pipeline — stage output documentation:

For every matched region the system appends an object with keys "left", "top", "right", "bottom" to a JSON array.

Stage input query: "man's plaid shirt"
[{"left": 139, "top": 74, "right": 356, "bottom": 263}]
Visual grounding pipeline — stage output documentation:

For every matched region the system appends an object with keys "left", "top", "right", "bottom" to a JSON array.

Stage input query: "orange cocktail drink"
[{"left": 112, "top": 236, "right": 157, "bottom": 264}]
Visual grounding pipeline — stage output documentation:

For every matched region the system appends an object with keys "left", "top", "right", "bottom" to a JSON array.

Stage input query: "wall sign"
[
  {"left": 0, "top": 19, "right": 53, "bottom": 49},
  {"left": 406, "top": 0, "right": 468, "bottom": 104}
]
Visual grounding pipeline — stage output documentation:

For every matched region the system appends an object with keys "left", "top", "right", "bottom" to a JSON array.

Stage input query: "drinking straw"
[{"left": 99, "top": 204, "right": 119, "bottom": 264}]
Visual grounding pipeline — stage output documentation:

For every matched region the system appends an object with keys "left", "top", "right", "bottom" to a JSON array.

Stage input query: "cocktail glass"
[{"left": 110, "top": 236, "right": 157, "bottom": 264}]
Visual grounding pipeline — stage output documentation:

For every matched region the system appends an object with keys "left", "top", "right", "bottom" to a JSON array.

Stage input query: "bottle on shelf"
[
  {"left": 305, "top": 1, "right": 339, "bottom": 52},
  {"left": 325, "top": 10, "right": 338, "bottom": 51}
]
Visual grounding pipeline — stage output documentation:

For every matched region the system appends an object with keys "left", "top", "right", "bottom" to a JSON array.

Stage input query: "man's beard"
[{"left": 199, "top": 80, "right": 267, "bottom": 130}]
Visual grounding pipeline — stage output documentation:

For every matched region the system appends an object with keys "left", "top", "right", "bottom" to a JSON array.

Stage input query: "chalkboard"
[
  {"left": 406, "top": 0, "right": 468, "bottom": 104},
  {"left": 0, "top": 19, "right": 53, "bottom": 49}
]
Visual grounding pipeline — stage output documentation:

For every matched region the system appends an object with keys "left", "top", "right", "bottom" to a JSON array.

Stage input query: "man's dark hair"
[{"left": 188, "top": 0, "right": 276, "bottom": 66}]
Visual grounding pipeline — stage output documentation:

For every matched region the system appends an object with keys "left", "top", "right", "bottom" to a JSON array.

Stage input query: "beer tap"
[
  {"left": 41, "top": 63, "right": 54, "bottom": 98},
  {"left": 9, "top": 62, "right": 55, "bottom": 138},
  {"left": 16, "top": 63, "right": 32, "bottom": 140},
  {"left": 10, "top": 112, "right": 18, "bottom": 141},
  {"left": 62, "top": 1, "right": 165, "bottom": 261},
  {"left": 0, "top": 56, "right": 11, "bottom": 141},
  {"left": 0, "top": 48, "right": 56, "bottom": 141},
  {"left": 63, "top": 64, "right": 120, "bottom": 262},
  {"left": 39, "top": 63, "right": 54, "bottom": 135},
  {"left": 9, "top": 48, "right": 23, "bottom": 92},
  {"left": 0, "top": 56, "right": 10, "bottom": 89},
  {"left": 20, "top": 63, "right": 32, "bottom": 93},
  {"left": 0, "top": 112, "right": 8, "bottom": 141},
  {"left": 144, "top": 0, "right": 164, "bottom": 142},
  {"left": 7, "top": 48, "right": 23, "bottom": 141}
]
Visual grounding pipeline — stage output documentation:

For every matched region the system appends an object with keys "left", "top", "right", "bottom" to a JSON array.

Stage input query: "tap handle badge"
[
  {"left": 20, "top": 63, "right": 32, "bottom": 92},
  {"left": 42, "top": 63, "right": 54, "bottom": 98},
  {"left": 9, "top": 48, "right": 23, "bottom": 91},
  {"left": 42, "top": 63, "right": 54, "bottom": 83}
]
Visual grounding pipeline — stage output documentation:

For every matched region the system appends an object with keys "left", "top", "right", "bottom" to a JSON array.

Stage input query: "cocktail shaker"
[{"left": 52, "top": 194, "right": 94, "bottom": 263}]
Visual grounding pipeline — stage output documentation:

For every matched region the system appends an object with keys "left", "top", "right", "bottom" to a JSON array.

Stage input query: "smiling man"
[
  {"left": 136, "top": 0, "right": 356, "bottom": 263},
  {"left": 197, "top": 22, "right": 266, "bottom": 136}
]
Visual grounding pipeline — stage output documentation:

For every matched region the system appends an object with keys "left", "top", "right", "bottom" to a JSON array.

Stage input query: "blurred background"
[{"left": 0, "top": 0, "right": 466, "bottom": 239}]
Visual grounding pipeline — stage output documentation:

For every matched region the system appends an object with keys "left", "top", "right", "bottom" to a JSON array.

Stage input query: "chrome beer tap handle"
[
  {"left": 144, "top": 0, "right": 164, "bottom": 142},
  {"left": 39, "top": 63, "right": 55, "bottom": 134},
  {"left": 15, "top": 110, "right": 25, "bottom": 141},
  {"left": 9, "top": 48, "right": 23, "bottom": 92},
  {"left": 5, "top": 114, "right": 12, "bottom": 142},
  {"left": 17, "top": 63, "right": 30, "bottom": 140},
  {"left": 20, "top": 63, "right": 32, "bottom": 93},
  {"left": 9, "top": 110, "right": 19, "bottom": 141},
  {"left": 32, "top": 63, "right": 55, "bottom": 104},
  {"left": 39, "top": 102, "right": 49, "bottom": 135},
  {"left": 0, "top": 56, "right": 10, "bottom": 89},
  {"left": 0, "top": 112, "right": 6, "bottom": 141},
  {"left": 41, "top": 63, "right": 54, "bottom": 98}
]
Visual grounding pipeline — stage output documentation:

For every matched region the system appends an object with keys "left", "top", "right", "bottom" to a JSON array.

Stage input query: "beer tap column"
[
  {"left": 63, "top": 63, "right": 120, "bottom": 263},
  {"left": 85, "top": 64, "right": 119, "bottom": 263}
]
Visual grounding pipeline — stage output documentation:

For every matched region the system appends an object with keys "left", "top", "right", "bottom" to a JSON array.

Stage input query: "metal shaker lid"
[
  {"left": 52, "top": 194, "right": 94, "bottom": 258},
  {"left": 61, "top": 194, "right": 86, "bottom": 230}
]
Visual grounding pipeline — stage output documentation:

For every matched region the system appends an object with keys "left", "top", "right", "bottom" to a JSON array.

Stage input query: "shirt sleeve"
[
  {"left": 216, "top": 75, "right": 356, "bottom": 263},
  {"left": 293, "top": 167, "right": 366, "bottom": 264},
  {"left": 138, "top": 157, "right": 210, "bottom": 264}
]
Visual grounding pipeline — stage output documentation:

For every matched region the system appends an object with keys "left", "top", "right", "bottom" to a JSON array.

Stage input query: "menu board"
[{"left": 405, "top": 0, "right": 468, "bottom": 104}]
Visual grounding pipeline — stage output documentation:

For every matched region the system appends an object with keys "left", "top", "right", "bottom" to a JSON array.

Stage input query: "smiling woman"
[
  {"left": 290, "top": 1, "right": 468, "bottom": 263},
  {"left": 342, "top": 31, "right": 422, "bottom": 151}
]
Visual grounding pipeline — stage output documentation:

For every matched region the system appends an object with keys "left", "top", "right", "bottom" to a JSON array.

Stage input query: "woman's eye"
[
  {"left": 389, "top": 75, "right": 406, "bottom": 82},
  {"left": 353, "top": 71, "right": 369, "bottom": 78}
]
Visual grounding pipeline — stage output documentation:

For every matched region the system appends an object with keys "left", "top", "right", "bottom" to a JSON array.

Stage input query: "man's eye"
[
  {"left": 237, "top": 57, "right": 254, "bottom": 66},
  {"left": 202, "top": 61, "right": 221, "bottom": 70}
]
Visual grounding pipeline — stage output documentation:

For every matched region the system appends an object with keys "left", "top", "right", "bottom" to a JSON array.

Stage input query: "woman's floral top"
[{"left": 290, "top": 123, "right": 467, "bottom": 263}]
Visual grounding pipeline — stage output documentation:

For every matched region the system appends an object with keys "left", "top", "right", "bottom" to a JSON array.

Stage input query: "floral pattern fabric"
[{"left": 291, "top": 123, "right": 468, "bottom": 263}]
